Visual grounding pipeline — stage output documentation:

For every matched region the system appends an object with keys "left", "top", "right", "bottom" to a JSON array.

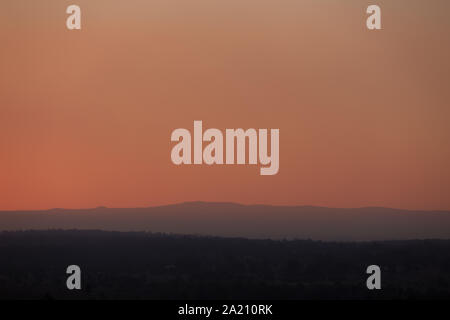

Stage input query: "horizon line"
[{"left": 1, "top": 201, "right": 450, "bottom": 213}]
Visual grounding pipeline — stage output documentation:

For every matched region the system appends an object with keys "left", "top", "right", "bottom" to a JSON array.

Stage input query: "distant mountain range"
[{"left": 1, "top": 202, "right": 450, "bottom": 241}]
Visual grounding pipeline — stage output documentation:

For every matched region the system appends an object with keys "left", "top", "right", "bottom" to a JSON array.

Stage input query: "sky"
[{"left": 0, "top": 0, "right": 449, "bottom": 211}]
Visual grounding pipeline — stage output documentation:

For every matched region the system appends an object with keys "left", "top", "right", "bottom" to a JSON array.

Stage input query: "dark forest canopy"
[{"left": 0, "top": 230, "right": 449, "bottom": 300}]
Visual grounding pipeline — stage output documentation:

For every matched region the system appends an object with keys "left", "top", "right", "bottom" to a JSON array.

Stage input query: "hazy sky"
[{"left": 1, "top": 1, "right": 449, "bottom": 210}]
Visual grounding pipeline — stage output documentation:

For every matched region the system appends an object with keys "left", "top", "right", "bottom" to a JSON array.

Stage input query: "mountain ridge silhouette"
[{"left": 1, "top": 202, "right": 450, "bottom": 241}]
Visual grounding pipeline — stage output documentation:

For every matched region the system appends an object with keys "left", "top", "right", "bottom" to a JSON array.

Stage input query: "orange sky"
[{"left": 1, "top": 0, "right": 449, "bottom": 210}]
